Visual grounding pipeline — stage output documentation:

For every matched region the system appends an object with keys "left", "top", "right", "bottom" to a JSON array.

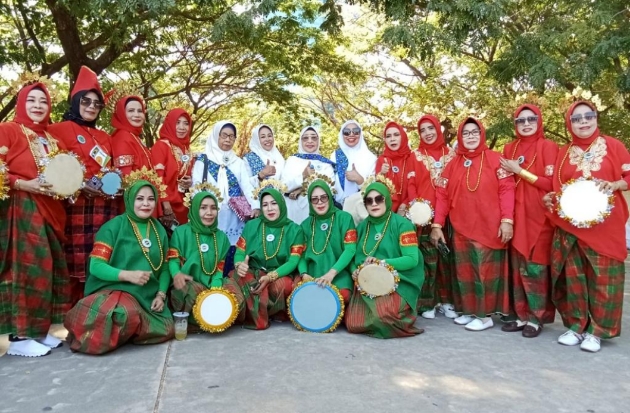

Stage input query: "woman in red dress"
[
  {"left": 111, "top": 96, "right": 152, "bottom": 175},
  {"left": 375, "top": 121, "right": 412, "bottom": 214}
]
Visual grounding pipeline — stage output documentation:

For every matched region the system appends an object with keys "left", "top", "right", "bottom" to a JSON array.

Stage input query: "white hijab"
[
  {"left": 298, "top": 126, "right": 320, "bottom": 154},
  {"left": 249, "top": 124, "right": 285, "bottom": 170},
  {"left": 337, "top": 119, "right": 376, "bottom": 174},
  {"left": 204, "top": 120, "right": 239, "bottom": 199}
]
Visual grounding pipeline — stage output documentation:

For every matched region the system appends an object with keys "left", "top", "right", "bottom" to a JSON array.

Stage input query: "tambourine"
[
  {"left": 0, "top": 161, "right": 9, "bottom": 200},
  {"left": 192, "top": 288, "right": 239, "bottom": 333},
  {"left": 40, "top": 152, "right": 85, "bottom": 199},
  {"left": 99, "top": 169, "right": 123, "bottom": 197},
  {"left": 343, "top": 192, "right": 368, "bottom": 226},
  {"left": 556, "top": 177, "right": 614, "bottom": 229},
  {"left": 287, "top": 281, "right": 344, "bottom": 333},
  {"left": 405, "top": 198, "right": 434, "bottom": 227},
  {"left": 355, "top": 261, "right": 400, "bottom": 298}
]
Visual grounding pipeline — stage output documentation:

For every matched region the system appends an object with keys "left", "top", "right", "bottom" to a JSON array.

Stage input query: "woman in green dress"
[
  {"left": 64, "top": 169, "right": 173, "bottom": 354},
  {"left": 345, "top": 178, "right": 425, "bottom": 338},
  {"left": 298, "top": 174, "right": 357, "bottom": 304},
  {"left": 226, "top": 180, "right": 305, "bottom": 330}
]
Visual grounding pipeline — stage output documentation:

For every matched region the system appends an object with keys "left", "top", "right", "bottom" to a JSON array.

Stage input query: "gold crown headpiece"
[
  {"left": 302, "top": 173, "right": 337, "bottom": 196},
  {"left": 123, "top": 166, "right": 167, "bottom": 198},
  {"left": 253, "top": 179, "right": 288, "bottom": 200},
  {"left": 0, "top": 160, "right": 9, "bottom": 200},
  {"left": 183, "top": 182, "right": 223, "bottom": 208},
  {"left": 10, "top": 72, "right": 61, "bottom": 104},
  {"left": 104, "top": 82, "right": 142, "bottom": 109},
  {"left": 360, "top": 174, "right": 396, "bottom": 196}
]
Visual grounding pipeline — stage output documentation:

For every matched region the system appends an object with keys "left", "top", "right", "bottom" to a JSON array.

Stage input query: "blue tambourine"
[
  {"left": 287, "top": 281, "right": 344, "bottom": 333},
  {"left": 99, "top": 169, "right": 123, "bottom": 198}
]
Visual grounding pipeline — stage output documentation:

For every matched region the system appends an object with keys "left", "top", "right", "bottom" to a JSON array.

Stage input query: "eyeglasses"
[
  {"left": 570, "top": 111, "right": 597, "bottom": 124},
  {"left": 301, "top": 135, "right": 319, "bottom": 141},
  {"left": 342, "top": 128, "right": 361, "bottom": 136},
  {"left": 514, "top": 116, "right": 538, "bottom": 125},
  {"left": 310, "top": 194, "right": 329, "bottom": 204},
  {"left": 461, "top": 129, "right": 480, "bottom": 138},
  {"left": 80, "top": 97, "right": 104, "bottom": 109},
  {"left": 220, "top": 133, "right": 236, "bottom": 141},
  {"left": 363, "top": 195, "right": 385, "bottom": 206}
]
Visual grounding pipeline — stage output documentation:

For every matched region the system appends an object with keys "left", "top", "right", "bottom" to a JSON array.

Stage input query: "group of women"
[{"left": 0, "top": 66, "right": 627, "bottom": 358}]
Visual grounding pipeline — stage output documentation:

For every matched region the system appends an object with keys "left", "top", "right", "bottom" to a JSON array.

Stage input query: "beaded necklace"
[
  {"left": 510, "top": 140, "right": 537, "bottom": 187},
  {"left": 128, "top": 216, "right": 163, "bottom": 271},
  {"left": 556, "top": 138, "right": 598, "bottom": 186},
  {"left": 392, "top": 158, "right": 406, "bottom": 195},
  {"left": 423, "top": 148, "right": 446, "bottom": 189},
  {"left": 310, "top": 214, "right": 335, "bottom": 255},
  {"left": 463, "top": 151, "right": 484, "bottom": 192},
  {"left": 196, "top": 233, "right": 218, "bottom": 275},
  {"left": 130, "top": 133, "right": 153, "bottom": 168},
  {"left": 262, "top": 223, "right": 285, "bottom": 260},
  {"left": 21, "top": 125, "right": 57, "bottom": 169},
  {"left": 167, "top": 141, "right": 192, "bottom": 177},
  {"left": 362, "top": 211, "right": 392, "bottom": 256}
]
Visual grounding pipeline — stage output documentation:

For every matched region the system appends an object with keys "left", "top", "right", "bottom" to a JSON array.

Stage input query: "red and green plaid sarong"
[
  {"left": 0, "top": 193, "right": 71, "bottom": 338},
  {"left": 551, "top": 228, "right": 625, "bottom": 339},
  {"left": 510, "top": 247, "right": 555, "bottom": 325},
  {"left": 452, "top": 231, "right": 510, "bottom": 317},
  {"left": 64, "top": 290, "right": 174, "bottom": 355},
  {"left": 345, "top": 292, "right": 422, "bottom": 339},
  {"left": 417, "top": 226, "right": 455, "bottom": 312}
]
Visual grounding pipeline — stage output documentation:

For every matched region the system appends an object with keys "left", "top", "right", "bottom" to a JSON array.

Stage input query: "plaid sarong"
[
  {"left": 64, "top": 289, "right": 174, "bottom": 354},
  {"left": 510, "top": 247, "right": 555, "bottom": 325},
  {"left": 551, "top": 228, "right": 625, "bottom": 339},
  {"left": 0, "top": 192, "right": 71, "bottom": 337},
  {"left": 417, "top": 226, "right": 455, "bottom": 312},
  {"left": 345, "top": 292, "right": 422, "bottom": 339}
]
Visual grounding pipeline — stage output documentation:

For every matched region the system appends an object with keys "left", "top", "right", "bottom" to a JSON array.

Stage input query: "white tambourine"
[
  {"left": 405, "top": 198, "right": 434, "bottom": 227},
  {"left": 192, "top": 288, "right": 239, "bottom": 333},
  {"left": 556, "top": 177, "right": 614, "bottom": 229},
  {"left": 40, "top": 152, "right": 85, "bottom": 199},
  {"left": 355, "top": 262, "right": 400, "bottom": 298}
]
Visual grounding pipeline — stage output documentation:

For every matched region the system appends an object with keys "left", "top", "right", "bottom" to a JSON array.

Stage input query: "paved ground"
[{"left": 1, "top": 276, "right": 629, "bottom": 413}]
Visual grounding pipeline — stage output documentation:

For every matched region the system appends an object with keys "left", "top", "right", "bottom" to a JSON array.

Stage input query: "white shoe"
[
  {"left": 37, "top": 333, "right": 63, "bottom": 349},
  {"left": 580, "top": 333, "right": 601, "bottom": 353},
  {"left": 7, "top": 339, "right": 52, "bottom": 357},
  {"left": 465, "top": 317, "right": 494, "bottom": 331},
  {"left": 439, "top": 303, "right": 458, "bottom": 319},
  {"left": 421, "top": 308, "right": 436, "bottom": 319},
  {"left": 557, "top": 330, "right": 584, "bottom": 346},
  {"left": 454, "top": 315, "right": 474, "bottom": 325}
]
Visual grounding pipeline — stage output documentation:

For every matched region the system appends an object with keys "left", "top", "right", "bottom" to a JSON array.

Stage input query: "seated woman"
[
  {"left": 226, "top": 180, "right": 305, "bottom": 330},
  {"left": 345, "top": 178, "right": 424, "bottom": 339},
  {"left": 168, "top": 182, "right": 239, "bottom": 331},
  {"left": 298, "top": 174, "right": 357, "bottom": 305},
  {"left": 64, "top": 170, "right": 174, "bottom": 354}
]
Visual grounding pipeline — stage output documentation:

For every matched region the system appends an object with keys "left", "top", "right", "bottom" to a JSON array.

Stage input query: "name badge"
[{"left": 90, "top": 144, "right": 111, "bottom": 167}]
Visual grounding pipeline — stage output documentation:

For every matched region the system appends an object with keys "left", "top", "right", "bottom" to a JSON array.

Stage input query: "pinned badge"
[
  {"left": 141, "top": 238, "right": 152, "bottom": 248},
  {"left": 266, "top": 234, "right": 275, "bottom": 242},
  {"left": 463, "top": 159, "right": 473, "bottom": 168},
  {"left": 77, "top": 135, "right": 86, "bottom": 144},
  {"left": 200, "top": 243, "right": 209, "bottom": 253},
  {"left": 320, "top": 223, "right": 329, "bottom": 231}
]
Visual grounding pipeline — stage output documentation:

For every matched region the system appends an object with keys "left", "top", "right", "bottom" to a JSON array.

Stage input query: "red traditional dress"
[
  {"left": 48, "top": 66, "right": 118, "bottom": 304},
  {"left": 433, "top": 118, "right": 515, "bottom": 318},
  {"left": 111, "top": 96, "right": 152, "bottom": 176},
  {"left": 502, "top": 104, "right": 557, "bottom": 327},
  {"left": 408, "top": 115, "right": 457, "bottom": 313},
  {"left": 548, "top": 101, "right": 630, "bottom": 340},
  {"left": 375, "top": 121, "right": 412, "bottom": 212},
  {"left": 151, "top": 108, "right": 193, "bottom": 225},
  {"left": 0, "top": 83, "right": 71, "bottom": 340}
]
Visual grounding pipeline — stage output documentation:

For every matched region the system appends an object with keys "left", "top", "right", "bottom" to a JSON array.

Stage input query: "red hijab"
[
  {"left": 14, "top": 83, "right": 51, "bottom": 134},
  {"left": 111, "top": 95, "right": 145, "bottom": 136},
  {"left": 381, "top": 121, "right": 411, "bottom": 161},
  {"left": 565, "top": 101, "right": 600, "bottom": 148},
  {"left": 417, "top": 115, "right": 447, "bottom": 158},
  {"left": 158, "top": 108, "right": 191, "bottom": 151}
]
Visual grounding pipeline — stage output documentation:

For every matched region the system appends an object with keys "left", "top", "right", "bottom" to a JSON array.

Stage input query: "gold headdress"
[
  {"left": 302, "top": 173, "right": 337, "bottom": 196},
  {"left": 104, "top": 82, "right": 142, "bottom": 109},
  {"left": 0, "top": 160, "right": 9, "bottom": 200},
  {"left": 123, "top": 166, "right": 167, "bottom": 198},
  {"left": 360, "top": 174, "right": 396, "bottom": 196},
  {"left": 252, "top": 179, "right": 288, "bottom": 200},
  {"left": 183, "top": 182, "right": 223, "bottom": 208},
  {"left": 10, "top": 72, "right": 61, "bottom": 103}
]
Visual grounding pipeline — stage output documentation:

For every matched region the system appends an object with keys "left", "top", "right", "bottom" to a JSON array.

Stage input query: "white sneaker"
[
  {"left": 465, "top": 317, "right": 494, "bottom": 331},
  {"left": 421, "top": 308, "right": 436, "bottom": 319},
  {"left": 454, "top": 315, "right": 474, "bottom": 325},
  {"left": 37, "top": 333, "right": 63, "bottom": 349},
  {"left": 7, "top": 339, "right": 52, "bottom": 357},
  {"left": 580, "top": 333, "right": 601, "bottom": 353},
  {"left": 557, "top": 330, "right": 584, "bottom": 346},
  {"left": 439, "top": 303, "right": 458, "bottom": 319}
]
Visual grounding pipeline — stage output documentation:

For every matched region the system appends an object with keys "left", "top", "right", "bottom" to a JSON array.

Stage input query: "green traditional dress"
[
  {"left": 227, "top": 188, "right": 305, "bottom": 330},
  {"left": 64, "top": 181, "right": 174, "bottom": 355},
  {"left": 298, "top": 179, "right": 357, "bottom": 303},
  {"left": 345, "top": 182, "right": 425, "bottom": 339},
  {"left": 168, "top": 191, "right": 233, "bottom": 330}
]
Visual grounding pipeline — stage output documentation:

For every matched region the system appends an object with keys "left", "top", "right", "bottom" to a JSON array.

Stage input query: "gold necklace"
[
  {"left": 464, "top": 151, "right": 484, "bottom": 192},
  {"left": 362, "top": 212, "right": 392, "bottom": 256},
  {"left": 510, "top": 140, "right": 538, "bottom": 187},
  {"left": 196, "top": 233, "right": 218, "bottom": 275},
  {"left": 310, "top": 214, "right": 335, "bottom": 255},
  {"left": 262, "top": 223, "right": 285, "bottom": 260},
  {"left": 128, "top": 216, "right": 163, "bottom": 271},
  {"left": 131, "top": 133, "right": 153, "bottom": 168}
]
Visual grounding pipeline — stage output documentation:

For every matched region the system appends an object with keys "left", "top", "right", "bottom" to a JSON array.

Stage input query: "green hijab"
[
  {"left": 124, "top": 180, "right": 157, "bottom": 223},
  {"left": 364, "top": 181, "right": 392, "bottom": 225},
  {"left": 259, "top": 188, "right": 290, "bottom": 228},
  {"left": 307, "top": 180, "right": 337, "bottom": 220},
  {"left": 188, "top": 191, "right": 220, "bottom": 235}
]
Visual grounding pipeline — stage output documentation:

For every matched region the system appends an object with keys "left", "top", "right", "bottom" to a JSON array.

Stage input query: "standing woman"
[
  {"left": 409, "top": 115, "right": 457, "bottom": 320},
  {"left": 499, "top": 104, "right": 558, "bottom": 338},
  {"left": 111, "top": 95, "right": 152, "bottom": 176},
  {"left": 544, "top": 101, "right": 630, "bottom": 352},
  {"left": 331, "top": 120, "right": 377, "bottom": 204},
  {"left": 281, "top": 126, "right": 339, "bottom": 224},
  {"left": 151, "top": 108, "right": 194, "bottom": 228},
  {"left": 430, "top": 118, "right": 515, "bottom": 332},
  {"left": 227, "top": 180, "right": 305, "bottom": 330},
  {"left": 298, "top": 174, "right": 357, "bottom": 304},
  {"left": 0, "top": 82, "right": 71, "bottom": 357},
  {"left": 243, "top": 124, "right": 285, "bottom": 187},
  {"left": 376, "top": 121, "right": 412, "bottom": 213},
  {"left": 48, "top": 66, "right": 118, "bottom": 305},
  {"left": 345, "top": 179, "right": 424, "bottom": 339}
]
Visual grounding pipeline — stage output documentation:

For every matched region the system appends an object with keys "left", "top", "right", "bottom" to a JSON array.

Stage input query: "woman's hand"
[
  {"left": 173, "top": 272, "right": 193, "bottom": 290},
  {"left": 260, "top": 160, "right": 276, "bottom": 179},
  {"left": 379, "top": 159, "right": 390, "bottom": 175},
  {"left": 288, "top": 188, "right": 302, "bottom": 200},
  {"left": 160, "top": 202, "right": 177, "bottom": 228},
  {"left": 397, "top": 203, "right": 407, "bottom": 217},
  {"left": 315, "top": 270, "right": 336, "bottom": 287},
  {"left": 430, "top": 227, "right": 445, "bottom": 247},
  {"left": 17, "top": 178, "right": 53, "bottom": 195},
  {"left": 499, "top": 158, "right": 522, "bottom": 174},
  {"left": 150, "top": 295, "right": 165, "bottom": 312},
  {"left": 301, "top": 273, "right": 314, "bottom": 282},
  {"left": 364, "top": 256, "right": 380, "bottom": 265},
  {"left": 178, "top": 176, "right": 192, "bottom": 190},
  {"left": 251, "top": 209, "right": 261, "bottom": 218},
  {"left": 251, "top": 275, "right": 270, "bottom": 295},
  {"left": 82, "top": 185, "right": 101, "bottom": 198},
  {"left": 345, "top": 164, "right": 363, "bottom": 184},
  {"left": 351, "top": 269, "right": 360, "bottom": 280},
  {"left": 236, "top": 255, "right": 250, "bottom": 278},
  {"left": 498, "top": 222, "right": 513, "bottom": 244},
  {"left": 120, "top": 270, "right": 151, "bottom": 286},
  {"left": 542, "top": 192, "right": 556, "bottom": 212},
  {"left": 598, "top": 180, "right": 628, "bottom": 193},
  {"left": 302, "top": 162, "right": 313, "bottom": 179}
]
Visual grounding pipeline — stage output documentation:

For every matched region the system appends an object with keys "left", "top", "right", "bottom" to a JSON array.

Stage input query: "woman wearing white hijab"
[
  {"left": 330, "top": 120, "right": 377, "bottom": 203},
  {"left": 243, "top": 124, "right": 286, "bottom": 188},
  {"left": 281, "top": 126, "right": 341, "bottom": 224}
]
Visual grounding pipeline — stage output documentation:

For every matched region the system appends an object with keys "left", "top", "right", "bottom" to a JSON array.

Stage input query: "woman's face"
[
  {"left": 176, "top": 116, "right": 190, "bottom": 139},
  {"left": 134, "top": 186, "right": 156, "bottom": 219},
  {"left": 310, "top": 187, "right": 330, "bottom": 216},
  {"left": 419, "top": 121, "right": 438, "bottom": 145},
  {"left": 301, "top": 129, "right": 319, "bottom": 153},
  {"left": 514, "top": 109, "right": 538, "bottom": 137},
  {"left": 25, "top": 89, "right": 49, "bottom": 123},
  {"left": 461, "top": 122, "right": 481, "bottom": 150},
  {"left": 218, "top": 126, "right": 236, "bottom": 151},
  {"left": 79, "top": 91, "right": 102, "bottom": 122},
  {"left": 199, "top": 196, "right": 218, "bottom": 226},
  {"left": 125, "top": 100, "right": 145, "bottom": 128},
  {"left": 364, "top": 189, "right": 386, "bottom": 218},
  {"left": 384, "top": 126, "right": 402, "bottom": 151},
  {"left": 570, "top": 104, "right": 598, "bottom": 139},
  {"left": 342, "top": 123, "right": 361, "bottom": 147},
  {"left": 258, "top": 126, "right": 274, "bottom": 151},
  {"left": 261, "top": 194, "right": 280, "bottom": 221}
]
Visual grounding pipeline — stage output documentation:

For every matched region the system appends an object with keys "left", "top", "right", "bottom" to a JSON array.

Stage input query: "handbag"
[{"left": 203, "top": 156, "right": 252, "bottom": 221}]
